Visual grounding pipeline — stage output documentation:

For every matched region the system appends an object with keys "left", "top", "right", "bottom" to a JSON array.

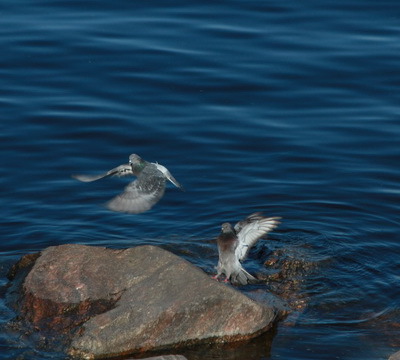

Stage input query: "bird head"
[
  {"left": 129, "top": 154, "right": 142, "bottom": 164},
  {"left": 129, "top": 154, "right": 146, "bottom": 172},
  {"left": 221, "top": 223, "right": 234, "bottom": 234}
]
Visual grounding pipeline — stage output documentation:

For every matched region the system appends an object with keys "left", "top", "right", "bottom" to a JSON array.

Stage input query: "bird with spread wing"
[{"left": 213, "top": 212, "right": 281, "bottom": 285}]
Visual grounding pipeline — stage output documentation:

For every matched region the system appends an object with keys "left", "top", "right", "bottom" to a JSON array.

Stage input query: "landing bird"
[
  {"left": 214, "top": 213, "right": 281, "bottom": 286},
  {"left": 73, "top": 154, "right": 184, "bottom": 214}
]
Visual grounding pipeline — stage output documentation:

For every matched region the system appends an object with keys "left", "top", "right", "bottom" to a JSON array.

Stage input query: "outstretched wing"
[
  {"left": 106, "top": 165, "right": 166, "bottom": 214},
  {"left": 234, "top": 212, "right": 265, "bottom": 233},
  {"left": 72, "top": 164, "right": 132, "bottom": 182},
  {"left": 235, "top": 216, "right": 281, "bottom": 261},
  {"left": 153, "top": 163, "right": 184, "bottom": 190}
]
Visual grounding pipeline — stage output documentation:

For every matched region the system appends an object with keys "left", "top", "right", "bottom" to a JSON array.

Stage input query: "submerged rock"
[
  {"left": 10, "top": 244, "right": 279, "bottom": 359},
  {"left": 261, "top": 246, "right": 318, "bottom": 312}
]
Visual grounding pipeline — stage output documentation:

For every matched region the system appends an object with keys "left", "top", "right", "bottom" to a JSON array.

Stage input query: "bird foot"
[{"left": 211, "top": 275, "right": 230, "bottom": 284}]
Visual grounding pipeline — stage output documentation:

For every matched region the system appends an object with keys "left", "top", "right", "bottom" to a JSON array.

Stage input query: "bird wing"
[
  {"left": 72, "top": 164, "right": 132, "bottom": 182},
  {"left": 235, "top": 216, "right": 281, "bottom": 261},
  {"left": 106, "top": 165, "right": 166, "bottom": 214},
  {"left": 234, "top": 212, "right": 265, "bottom": 233},
  {"left": 153, "top": 163, "right": 184, "bottom": 191}
]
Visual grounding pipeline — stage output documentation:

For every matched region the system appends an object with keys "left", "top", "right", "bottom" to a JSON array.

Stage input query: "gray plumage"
[
  {"left": 215, "top": 213, "right": 281, "bottom": 285},
  {"left": 73, "top": 154, "right": 183, "bottom": 214}
]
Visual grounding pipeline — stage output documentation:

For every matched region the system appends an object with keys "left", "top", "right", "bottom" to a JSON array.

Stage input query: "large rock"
[{"left": 13, "top": 244, "right": 278, "bottom": 359}]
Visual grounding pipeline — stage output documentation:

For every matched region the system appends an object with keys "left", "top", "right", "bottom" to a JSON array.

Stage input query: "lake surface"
[{"left": 1, "top": 1, "right": 400, "bottom": 359}]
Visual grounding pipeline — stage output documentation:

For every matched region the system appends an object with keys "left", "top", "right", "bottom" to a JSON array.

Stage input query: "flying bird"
[
  {"left": 213, "top": 212, "right": 281, "bottom": 285},
  {"left": 73, "top": 154, "right": 184, "bottom": 214}
]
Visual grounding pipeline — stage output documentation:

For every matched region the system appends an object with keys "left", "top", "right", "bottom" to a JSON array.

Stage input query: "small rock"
[{"left": 129, "top": 356, "right": 187, "bottom": 360}]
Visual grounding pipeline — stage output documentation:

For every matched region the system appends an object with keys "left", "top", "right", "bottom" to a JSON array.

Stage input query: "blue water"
[{"left": 1, "top": 1, "right": 400, "bottom": 359}]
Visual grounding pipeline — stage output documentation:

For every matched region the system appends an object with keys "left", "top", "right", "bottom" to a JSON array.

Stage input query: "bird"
[
  {"left": 73, "top": 154, "right": 184, "bottom": 214},
  {"left": 213, "top": 212, "right": 281, "bottom": 286}
]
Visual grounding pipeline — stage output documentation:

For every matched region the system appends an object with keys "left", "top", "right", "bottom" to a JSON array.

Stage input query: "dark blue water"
[{"left": 1, "top": 1, "right": 400, "bottom": 359}]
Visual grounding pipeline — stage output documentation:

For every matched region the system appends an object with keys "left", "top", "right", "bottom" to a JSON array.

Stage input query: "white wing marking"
[
  {"left": 235, "top": 217, "right": 281, "bottom": 261},
  {"left": 153, "top": 162, "right": 183, "bottom": 190}
]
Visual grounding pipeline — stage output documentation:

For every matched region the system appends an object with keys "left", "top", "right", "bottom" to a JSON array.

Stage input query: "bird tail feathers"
[{"left": 231, "top": 268, "right": 259, "bottom": 286}]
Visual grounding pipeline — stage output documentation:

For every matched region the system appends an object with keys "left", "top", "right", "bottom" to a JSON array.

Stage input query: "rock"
[
  {"left": 261, "top": 246, "right": 317, "bottom": 312},
  {"left": 7, "top": 252, "right": 41, "bottom": 281},
  {"left": 389, "top": 351, "right": 400, "bottom": 360},
  {"left": 12, "top": 244, "right": 278, "bottom": 359},
  {"left": 130, "top": 356, "right": 187, "bottom": 360}
]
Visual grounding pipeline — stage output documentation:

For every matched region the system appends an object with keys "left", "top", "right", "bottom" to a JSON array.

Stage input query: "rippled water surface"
[{"left": 1, "top": 1, "right": 400, "bottom": 359}]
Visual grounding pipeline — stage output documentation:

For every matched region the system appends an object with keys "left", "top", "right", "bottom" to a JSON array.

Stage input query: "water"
[{"left": 1, "top": 1, "right": 400, "bottom": 359}]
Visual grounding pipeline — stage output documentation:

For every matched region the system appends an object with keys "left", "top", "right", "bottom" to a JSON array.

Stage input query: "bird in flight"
[{"left": 73, "top": 154, "right": 184, "bottom": 214}]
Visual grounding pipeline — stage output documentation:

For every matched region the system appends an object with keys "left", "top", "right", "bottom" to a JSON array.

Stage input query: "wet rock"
[
  {"left": 12, "top": 244, "right": 278, "bottom": 359},
  {"left": 261, "top": 247, "right": 318, "bottom": 311},
  {"left": 130, "top": 356, "right": 187, "bottom": 360},
  {"left": 7, "top": 252, "right": 40, "bottom": 281}
]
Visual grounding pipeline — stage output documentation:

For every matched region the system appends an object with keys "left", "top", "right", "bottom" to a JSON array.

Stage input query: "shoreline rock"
[{"left": 8, "top": 244, "right": 281, "bottom": 359}]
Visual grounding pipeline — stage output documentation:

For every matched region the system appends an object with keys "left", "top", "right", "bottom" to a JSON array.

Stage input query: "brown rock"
[
  {"left": 129, "top": 356, "right": 187, "bottom": 360},
  {"left": 7, "top": 252, "right": 40, "bottom": 281},
  {"left": 262, "top": 246, "right": 317, "bottom": 312},
  {"left": 15, "top": 244, "right": 278, "bottom": 359}
]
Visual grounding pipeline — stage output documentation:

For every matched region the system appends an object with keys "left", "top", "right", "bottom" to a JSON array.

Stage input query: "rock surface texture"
[
  {"left": 13, "top": 244, "right": 278, "bottom": 359},
  {"left": 132, "top": 356, "right": 187, "bottom": 360}
]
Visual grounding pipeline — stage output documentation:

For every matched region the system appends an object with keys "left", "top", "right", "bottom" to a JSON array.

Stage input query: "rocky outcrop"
[{"left": 9, "top": 244, "right": 279, "bottom": 359}]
